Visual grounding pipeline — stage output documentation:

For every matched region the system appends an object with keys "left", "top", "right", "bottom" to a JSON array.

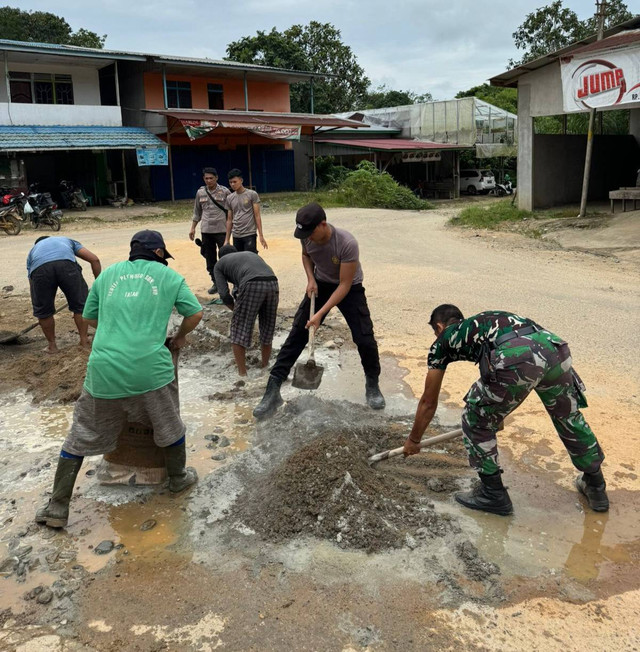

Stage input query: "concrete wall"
[
  {"left": 526, "top": 63, "right": 565, "bottom": 118},
  {"left": 143, "top": 73, "right": 291, "bottom": 113},
  {"left": 517, "top": 84, "right": 534, "bottom": 210},
  {"left": 0, "top": 62, "right": 101, "bottom": 105},
  {"left": 532, "top": 134, "right": 639, "bottom": 208},
  {"left": 0, "top": 103, "right": 122, "bottom": 126},
  {"left": 630, "top": 108, "right": 640, "bottom": 147}
]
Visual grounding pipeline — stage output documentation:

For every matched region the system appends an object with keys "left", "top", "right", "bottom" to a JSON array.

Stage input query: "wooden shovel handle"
[
  {"left": 368, "top": 427, "right": 463, "bottom": 464},
  {"left": 308, "top": 292, "right": 316, "bottom": 360}
]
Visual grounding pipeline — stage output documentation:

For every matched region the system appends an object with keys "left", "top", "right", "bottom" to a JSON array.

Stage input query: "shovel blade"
[{"left": 291, "top": 359, "right": 324, "bottom": 390}]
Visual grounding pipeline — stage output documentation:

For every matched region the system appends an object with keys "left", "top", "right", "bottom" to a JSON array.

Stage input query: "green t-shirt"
[{"left": 82, "top": 259, "right": 202, "bottom": 398}]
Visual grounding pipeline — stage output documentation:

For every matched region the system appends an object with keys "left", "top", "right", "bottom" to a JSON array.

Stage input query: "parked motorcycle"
[
  {"left": 59, "top": 180, "right": 88, "bottom": 211},
  {"left": 0, "top": 203, "right": 22, "bottom": 235},
  {"left": 490, "top": 180, "right": 514, "bottom": 197},
  {"left": 26, "top": 183, "right": 62, "bottom": 231}
]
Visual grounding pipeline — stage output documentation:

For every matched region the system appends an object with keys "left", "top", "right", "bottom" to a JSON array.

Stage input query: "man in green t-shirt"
[{"left": 35, "top": 230, "right": 203, "bottom": 529}]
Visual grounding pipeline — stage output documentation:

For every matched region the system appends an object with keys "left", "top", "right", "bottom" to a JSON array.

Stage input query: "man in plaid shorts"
[{"left": 214, "top": 245, "right": 279, "bottom": 376}]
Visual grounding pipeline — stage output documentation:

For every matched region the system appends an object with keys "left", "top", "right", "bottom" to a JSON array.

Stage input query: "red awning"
[
  {"left": 315, "top": 138, "right": 467, "bottom": 151},
  {"left": 146, "top": 109, "right": 368, "bottom": 129}
]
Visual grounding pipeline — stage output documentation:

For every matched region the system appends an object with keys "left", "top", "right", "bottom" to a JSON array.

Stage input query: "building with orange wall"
[{"left": 0, "top": 40, "right": 364, "bottom": 202}]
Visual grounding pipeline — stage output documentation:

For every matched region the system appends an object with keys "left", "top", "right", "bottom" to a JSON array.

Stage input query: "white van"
[{"left": 460, "top": 169, "right": 496, "bottom": 194}]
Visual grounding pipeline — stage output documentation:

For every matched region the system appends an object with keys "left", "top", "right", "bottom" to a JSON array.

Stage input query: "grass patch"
[{"left": 450, "top": 200, "right": 533, "bottom": 229}]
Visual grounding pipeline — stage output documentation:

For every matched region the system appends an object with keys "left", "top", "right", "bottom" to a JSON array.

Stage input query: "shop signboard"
[{"left": 561, "top": 44, "right": 640, "bottom": 112}]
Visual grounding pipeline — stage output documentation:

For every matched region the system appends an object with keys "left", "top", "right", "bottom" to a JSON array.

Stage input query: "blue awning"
[{"left": 0, "top": 126, "right": 166, "bottom": 152}]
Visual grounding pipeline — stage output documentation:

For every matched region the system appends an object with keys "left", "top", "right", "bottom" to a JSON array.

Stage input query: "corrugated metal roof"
[
  {"left": 315, "top": 138, "right": 467, "bottom": 151},
  {"left": 490, "top": 15, "right": 640, "bottom": 88},
  {"left": 0, "top": 39, "right": 323, "bottom": 81},
  {"left": 0, "top": 126, "right": 166, "bottom": 151},
  {"left": 151, "top": 109, "right": 368, "bottom": 129},
  {"left": 565, "top": 28, "right": 640, "bottom": 57}
]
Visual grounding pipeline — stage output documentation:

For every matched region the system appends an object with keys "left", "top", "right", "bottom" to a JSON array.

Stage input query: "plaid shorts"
[
  {"left": 230, "top": 279, "right": 279, "bottom": 348},
  {"left": 62, "top": 380, "right": 185, "bottom": 457}
]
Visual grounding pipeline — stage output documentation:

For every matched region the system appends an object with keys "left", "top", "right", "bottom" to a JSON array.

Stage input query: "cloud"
[{"left": 20, "top": 0, "right": 602, "bottom": 98}]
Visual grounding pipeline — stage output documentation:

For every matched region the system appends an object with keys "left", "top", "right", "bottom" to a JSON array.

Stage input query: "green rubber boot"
[
  {"left": 35, "top": 456, "right": 83, "bottom": 528},
  {"left": 163, "top": 441, "right": 198, "bottom": 493}
]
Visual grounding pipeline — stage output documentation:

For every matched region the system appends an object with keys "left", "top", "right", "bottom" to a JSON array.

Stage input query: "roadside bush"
[
  {"left": 337, "top": 161, "right": 432, "bottom": 210},
  {"left": 450, "top": 200, "right": 533, "bottom": 229},
  {"left": 315, "top": 156, "right": 350, "bottom": 189}
]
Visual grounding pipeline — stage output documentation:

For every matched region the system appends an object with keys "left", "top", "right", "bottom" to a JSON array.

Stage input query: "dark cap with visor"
[
  {"left": 294, "top": 202, "right": 326, "bottom": 239},
  {"left": 130, "top": 229, "right": 174, "bottom": 259}
]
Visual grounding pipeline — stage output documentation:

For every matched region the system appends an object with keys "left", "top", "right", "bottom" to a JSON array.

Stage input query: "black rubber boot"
[
  {"left": 35, "top": 456, "right": 83, "bottom": 528},
  {"left": 163, "top": 441, "right": 198, "bottom": 493},
  {"left": 365, "top": 376, "right": 386, "bottom": 410},
  {"left": 253, "top": 376, "right": 283, "bottom": 420},
  {"left": 455, "top": 472, "right": 514, "bottom": 516},
  {"left": 207, "top": 284, "right": 218, "bottom": 295},
  {"left": 575, "top": 470, "right": 609, "bottom": 512}
]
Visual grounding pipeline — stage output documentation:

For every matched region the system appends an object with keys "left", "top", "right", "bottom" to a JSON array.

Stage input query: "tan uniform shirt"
[{"left": 193, "top": 185, "right": 231, "bottom": 233}]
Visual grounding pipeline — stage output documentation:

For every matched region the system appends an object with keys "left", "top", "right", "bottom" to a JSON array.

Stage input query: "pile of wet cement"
[{"left": 233, "top": 426, "right": 460, "bottom": 553}]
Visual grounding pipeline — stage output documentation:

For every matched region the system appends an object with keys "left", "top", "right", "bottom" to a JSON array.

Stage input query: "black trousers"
[
  {"left": 270, "top": 280, "right": 381, "bottom": 382},
  {"left": 201, "top": 232, "right": 226, "bottom": 282},
  {"left": 233, "top": 234, "right": 258, "bottom": 254}
]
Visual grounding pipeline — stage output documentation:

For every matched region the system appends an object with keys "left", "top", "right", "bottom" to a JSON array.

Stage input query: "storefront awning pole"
[
  {"left": 243, "top": 72, "right": 249, "bottom": 111},
  {"left": 114, "top": 60, "right": 121, "bottom": 107},
  {"left": 311, "top": 130, "right": 317, "bottom": 189},
  {"left": 4, "top": 52, "right": 10, "bottom": 107},
  {"left": 162, "top": 65, "right": 168, "bottom": 109},
  {"left": 167, "top": 117, "right": 175, "bottom": 202},
  {"left": 121, "top": 150, "right": 128, "bottom": 199},
  {"left": 247, "top": 133, "right": 253, "bottom": 189},
  {"left": 579, "top": 1, "right": 606, "bottom": 218}
]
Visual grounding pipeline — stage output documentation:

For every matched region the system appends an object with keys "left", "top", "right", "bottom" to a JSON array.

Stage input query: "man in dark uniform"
[
  {"left": 403, "top": 304, "right": 608, "bottom": 515},
  {"left": 253, "top": 202, "right": 385, "bottom": 419}
]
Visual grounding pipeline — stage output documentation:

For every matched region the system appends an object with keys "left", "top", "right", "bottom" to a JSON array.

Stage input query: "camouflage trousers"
[{"left": 462, "top": 335, "right": 604, "bottom": 476}]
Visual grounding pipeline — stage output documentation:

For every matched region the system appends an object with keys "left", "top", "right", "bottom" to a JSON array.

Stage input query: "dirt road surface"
[{"left": 0, "top": 205, "right": 638, "bottom": 651}]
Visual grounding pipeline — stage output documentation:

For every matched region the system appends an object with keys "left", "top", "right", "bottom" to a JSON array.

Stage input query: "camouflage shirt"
[{"left": 427, "top": 310, "right": 563, "bottom": 370}]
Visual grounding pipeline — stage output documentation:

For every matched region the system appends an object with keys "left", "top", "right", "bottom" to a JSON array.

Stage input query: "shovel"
[
  {"left": 368, "top": 427, "right": 463, "bottom": 465},
  {"left": 291, "top": 292, "right": 324, "bottom": 390},
  {"left": 0, "top": 303, "right": 68, "bottom": 345}
]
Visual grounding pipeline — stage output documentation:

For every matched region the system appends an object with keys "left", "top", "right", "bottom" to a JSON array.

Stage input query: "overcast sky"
[{"left": 22, "top": 0, "right": 606, "bottom": 100}]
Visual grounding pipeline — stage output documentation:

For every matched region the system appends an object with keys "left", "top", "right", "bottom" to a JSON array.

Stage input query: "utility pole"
[{"left": 578, "top": 0, "right": 607, "bottom": 217}]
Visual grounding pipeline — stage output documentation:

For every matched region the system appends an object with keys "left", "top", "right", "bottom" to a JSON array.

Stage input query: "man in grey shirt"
[
  {"left": 225, "top": 168, "right": 267, "bottom": 254},
  {"left": 253, "top": 202, "right": 385, "bottom": 419},
  {"left": 214, "top": 245, "right": 279, "bottom": 376},
  {"left": 190, "top": 167, "right": 230, "bottom": 294}
]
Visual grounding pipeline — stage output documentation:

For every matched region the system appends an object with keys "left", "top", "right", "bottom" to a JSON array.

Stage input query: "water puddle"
[{"left": 1, "top": 339, "right": 639, "bottom": 617}]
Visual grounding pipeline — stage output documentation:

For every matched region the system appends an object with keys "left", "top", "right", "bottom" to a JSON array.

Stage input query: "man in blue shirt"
[{"left": 26, "top": 236, "right": 101, "bottom": 353}]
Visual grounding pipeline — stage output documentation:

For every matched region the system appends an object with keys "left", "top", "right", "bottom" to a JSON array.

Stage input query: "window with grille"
[
  {"left": 207, "top": 83, "right": 224, "bottom": 110},
  {"left": 9, "top": 72, "right": 74, "bottom": 105},
  {"left": 166, "top": 80, "right": 192, "bottom": 109}
]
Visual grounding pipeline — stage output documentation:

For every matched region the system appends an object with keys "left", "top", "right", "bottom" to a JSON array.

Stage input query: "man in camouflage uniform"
[{"left": 403, "top": 304, "right": 608, "bottom": 515}]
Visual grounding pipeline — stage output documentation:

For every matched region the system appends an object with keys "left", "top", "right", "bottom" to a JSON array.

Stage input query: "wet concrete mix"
[{"left": 224, "top": 397, "right": 466, "bottom": 553}]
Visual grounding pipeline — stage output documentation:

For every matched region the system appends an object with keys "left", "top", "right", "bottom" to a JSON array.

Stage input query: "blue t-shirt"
[{"left": 27, "top": 237, "right": 83, "bottom": 277}]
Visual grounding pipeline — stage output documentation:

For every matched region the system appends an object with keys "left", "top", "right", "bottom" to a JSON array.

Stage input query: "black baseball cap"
[
  {"left": 130, "top": 229, "right": 174, "bottom": 259},
  {"left": 294, "top": 202, "right": 326, "bottom": 239}
]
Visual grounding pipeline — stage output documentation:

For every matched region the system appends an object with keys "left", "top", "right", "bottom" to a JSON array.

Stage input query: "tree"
[
  {"left": 509, "top": 0, "right": 633, "bottom": 67},
  {"left": 0, "top": 6, "right": 105, "bottom": 48},
  {"left": 455, "top": 84, "right": 517, "bottom": 115},
  {"left": 226, "top": 22, "right": 369, "bottom": 114},
  {"left": 361, "top": 85, "right": 433, "bottom": 110}
]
